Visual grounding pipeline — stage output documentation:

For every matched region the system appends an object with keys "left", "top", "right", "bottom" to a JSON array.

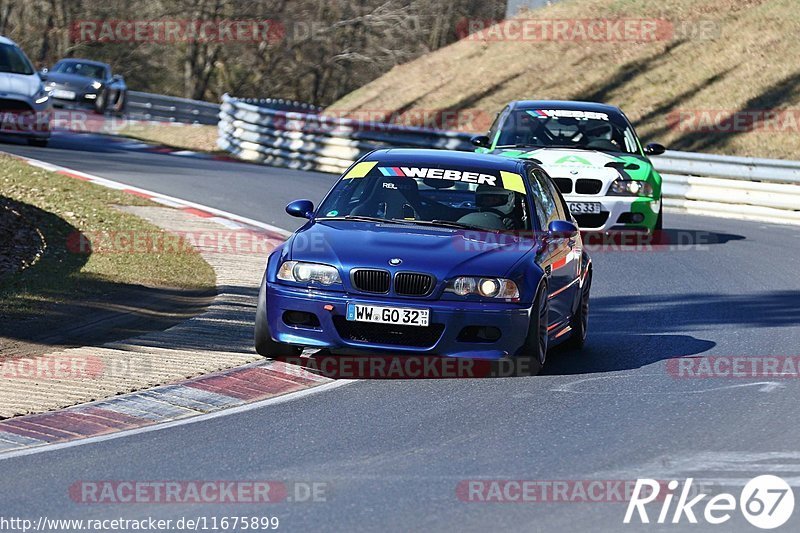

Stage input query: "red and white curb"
[
  {"left": 0, "top": 152, "right": 347, "bottom": 456},
  {"left": 0, "top": 361, "right": 336, "bottom": 456}
]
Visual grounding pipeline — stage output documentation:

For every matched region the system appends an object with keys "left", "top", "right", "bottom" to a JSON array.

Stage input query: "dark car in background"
[{"left": 40, "top": 59, "right": 127, "bottom": 114}]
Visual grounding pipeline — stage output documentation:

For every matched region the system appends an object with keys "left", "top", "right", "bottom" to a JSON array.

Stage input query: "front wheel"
[
  {"left": 515, "top": 283, "right": 549, "bottom": 376},
  {"left": 254, "top": 279, "right": 302, "bottom": 359},
  {"left": 94, "top": 91, "right": 107, "bottom": 114}
]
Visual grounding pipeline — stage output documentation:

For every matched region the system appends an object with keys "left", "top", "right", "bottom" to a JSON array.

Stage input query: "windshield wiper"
[
  {"left": 496, "top": 144, "right": 543, "bottom": 149},
  {"left": 410, "top": 220, "right": 501, "bottom": 233},
  {"left": 320, "top": 216, "right": 501, "bottom": 233},
  {"left": 318, "top": 215, "right": 413, "bottom": 225}
]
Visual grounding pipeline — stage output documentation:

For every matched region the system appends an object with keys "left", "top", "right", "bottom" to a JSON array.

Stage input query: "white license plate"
[
  {"left": 52, "top": 89, "right": 76, "bottom": 100},
  {"left": 569, "top": 202, "right": 602, "bottom": 214},
  {"left": 347, "top": 303, "right": 430, "bottom": 327}
]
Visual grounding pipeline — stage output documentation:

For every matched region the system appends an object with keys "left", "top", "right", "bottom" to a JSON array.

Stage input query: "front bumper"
[
  {"left": 0, "top": 96, "right": 52, "bottom": 139},
  {"left": 265, "top": 283, "right": 532, "bottom": 359},
  {"left": 566, "top": 195, "right": 659, "bottom": 232},
  {"left": 47, "top": 85, "right": 99, "bottom": 109}
]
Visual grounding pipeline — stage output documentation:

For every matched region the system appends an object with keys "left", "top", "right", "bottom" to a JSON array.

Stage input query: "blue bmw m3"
[{"left": 255, "top": 149, "right": 591, "bottom": 374}]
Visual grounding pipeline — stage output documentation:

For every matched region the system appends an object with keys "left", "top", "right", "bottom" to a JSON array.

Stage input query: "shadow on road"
[{"left": 546, "top": 290, "right": 800, "bottom": 375}]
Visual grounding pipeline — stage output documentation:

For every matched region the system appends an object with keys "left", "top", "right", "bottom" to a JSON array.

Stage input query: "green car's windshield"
[
  {"left": 496, "top": 108, "right": 640, "bottom": 154},
  {"left": 317, "top": 163, "right": 533, "bottom": 232}
]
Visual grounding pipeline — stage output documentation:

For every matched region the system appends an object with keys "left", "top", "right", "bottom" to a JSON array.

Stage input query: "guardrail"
[
  {"left": 218, "top": 95, "right": 800, "bottom": 225},
  {"left": 127, "top": 91, "right": 221, "bottom": 125}
]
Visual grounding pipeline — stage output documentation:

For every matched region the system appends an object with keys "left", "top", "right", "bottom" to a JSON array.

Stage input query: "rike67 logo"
[{"left": 624, "top": 476, "right": 795, "bottom": 529}]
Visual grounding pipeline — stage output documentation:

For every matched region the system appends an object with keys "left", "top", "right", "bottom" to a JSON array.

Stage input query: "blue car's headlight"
[
  {"left": 446, "top": 277, "right": 519, "bottom": 300},
  {"left": 90, "top": 80, "right": 103, "bottom": 90},
  {"left": 277, "top": 261, "right": 341, "bottom": 286}
]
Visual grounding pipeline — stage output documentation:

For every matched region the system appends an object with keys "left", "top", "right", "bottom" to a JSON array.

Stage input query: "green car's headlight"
[
  {"left": 608, "top": 179, "right": 653, "bottom": 197},
  {"left": 446, "top": 277, "right": 519, "bottom": 300},
  {"left": 277, "top": 261, "right": 341, "bottom": 286}
]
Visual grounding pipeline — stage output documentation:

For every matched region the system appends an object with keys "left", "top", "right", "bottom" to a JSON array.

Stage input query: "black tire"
[
  {"left": 26, "top": 138, "right": 48, "bottom": 147},
  {"left": 563, "top": 269, "right": 592, "bottom": 351},
  {"left": 94, "top": 90, "right": 107, "bottom": 114},
  {"left": 112, "top": 92, "right": 127, "bottom": 115},
  {"left": 515, "top": 283, "right": 549, "bottom": 376},
  {"left": 254, "top": 278, "right": 302, "bottom": 359},
  {"left": 654, "top": 201, "right": 663, "bottom": 230}
]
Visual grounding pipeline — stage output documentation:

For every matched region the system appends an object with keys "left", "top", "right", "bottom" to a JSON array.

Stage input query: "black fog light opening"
[
  {"left": 283, "top": 310, "right": 321, "bottom": 328},
  {"left": 617, "top": 212, "right": 645, "bottom": 224},
  {"left": 457, "top": 326, "right": 502, "bottom": 343}
]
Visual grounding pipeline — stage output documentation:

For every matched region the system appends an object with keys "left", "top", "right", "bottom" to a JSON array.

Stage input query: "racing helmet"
[{"left": 476, "top": 184, "right": 516, "bottom": 217}]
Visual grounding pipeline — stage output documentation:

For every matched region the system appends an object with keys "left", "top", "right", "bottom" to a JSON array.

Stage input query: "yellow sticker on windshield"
[
  {"left": 500, "top": 171, "right": 526, "bottom": 195},
  {"left": 343, "top": 161, "right": 378, "bottom": 179}
]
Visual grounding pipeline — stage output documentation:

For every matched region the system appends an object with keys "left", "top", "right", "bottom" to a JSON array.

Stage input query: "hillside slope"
[{"left": 327, "top": 0, "right": 800, "bottom": 159}]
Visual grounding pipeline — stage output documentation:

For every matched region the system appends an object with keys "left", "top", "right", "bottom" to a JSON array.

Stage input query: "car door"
[{"left": 531, "top": 169, "right": 579, "bottom": 326}]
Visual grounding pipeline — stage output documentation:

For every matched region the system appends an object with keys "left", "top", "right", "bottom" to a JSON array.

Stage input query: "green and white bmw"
[{"left": 472, "top": 100, "right": 665, "bottom": 232}]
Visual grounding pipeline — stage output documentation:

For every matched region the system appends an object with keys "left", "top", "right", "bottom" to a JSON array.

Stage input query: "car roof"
[
  {"left": 55, "top": 58, "right": 110, "bottom": 68},
  {"left": 362, "top": 148, "right": 529, "bottom": 173},
  {"left": 0, "top": 36, "right": 18, "bottom": 46},
  {"left": 508, "top": 99, "right": 623, "bottom": 115}
]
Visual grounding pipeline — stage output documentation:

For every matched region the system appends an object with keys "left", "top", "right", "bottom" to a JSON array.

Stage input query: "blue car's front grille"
[
  {"left": 352, "top": 269, "right": 390, "bottom": 293},
  {"left": 332, "top": 317, "right": 444, "bottom": 348},
  {"left": 394, "top": 273, "right": 434, "bottom": 296}
]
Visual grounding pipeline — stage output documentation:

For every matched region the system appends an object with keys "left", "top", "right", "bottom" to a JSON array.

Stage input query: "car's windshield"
[
  {"left": 496, "top": 108, "right": 640, "bottom": 154},
  {"left": 0, "top": 43, "right": 34, "bottom": 75},
  {"left": 317, "top": 163, "right": 533, "bottom": 232},
  {"left": 53, "top": 61, "right": 107, "bottom": 79}
]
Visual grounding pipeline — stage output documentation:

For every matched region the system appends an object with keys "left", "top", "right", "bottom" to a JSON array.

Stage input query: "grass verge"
[
  {"left": 0, "top": 154, "right": 216, "bottom": 316},
  {"left": 116, "top": 122, "right": 221, "bottom": 154}
]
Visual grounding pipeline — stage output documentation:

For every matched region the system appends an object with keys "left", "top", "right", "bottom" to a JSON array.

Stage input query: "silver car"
[{"left": 0, "top": 36, "right": 51, "bottom": 146}]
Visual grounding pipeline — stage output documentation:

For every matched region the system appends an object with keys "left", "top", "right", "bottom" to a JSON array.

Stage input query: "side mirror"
[
  {"left": 112, "top": 74, "right": 123, "bottom": 82},
  {"left": 644, "top": 143, "right": 666, "bottom": 156},
  {"left": 286, "top": 199, "right": 314, "bottom": 219},
  {"left": 470, "top": 135, "right": 490, "bottom": 148},
  {"left": 548, "top": 220, "right": 579, "bottom": 238}
]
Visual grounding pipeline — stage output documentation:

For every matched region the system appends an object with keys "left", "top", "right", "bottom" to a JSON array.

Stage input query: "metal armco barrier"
[
  {"left": 218, "top": 95, "right": 800, "bottom": 225},
  {"left": 127, "top": 91, "right": 221, "bottom": 125}
]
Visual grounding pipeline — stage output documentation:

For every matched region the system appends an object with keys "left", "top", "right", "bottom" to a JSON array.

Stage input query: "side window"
[
  {"left": 486, "top": 106, "right": 510, "bottom": 145},
  {"left": 529, "top": 169, "right": 554, "bottom": 229},
  {"left": 544, "top": 177, "right": 567, "bottom": 221}
]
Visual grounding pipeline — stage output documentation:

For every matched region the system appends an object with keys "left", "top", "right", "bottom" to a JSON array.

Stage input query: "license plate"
[
  {"left": 347, "top": 303, "right": 430, "bottom": 327},
  {"left": 569, "top": 202, "right": 601, "bottom": 214},
  {"left": 52, "top": 89, "right": 76, "bottom": 100}
]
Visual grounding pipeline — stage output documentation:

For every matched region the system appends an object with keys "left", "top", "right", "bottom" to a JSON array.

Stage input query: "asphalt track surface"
[{"left": 1, "top": 132, "right": 800, "bottom": 532}]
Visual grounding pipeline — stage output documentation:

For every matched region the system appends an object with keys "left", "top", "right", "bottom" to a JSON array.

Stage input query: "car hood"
[
  {"left": 490, "top": 147, "right": 653, "bottom": 182},
  {"left": 0, "top": 73, "right": 41, "bottom": 98},
  {"left": 286, "top": 220, "right": 537, "bottom": 279}
]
